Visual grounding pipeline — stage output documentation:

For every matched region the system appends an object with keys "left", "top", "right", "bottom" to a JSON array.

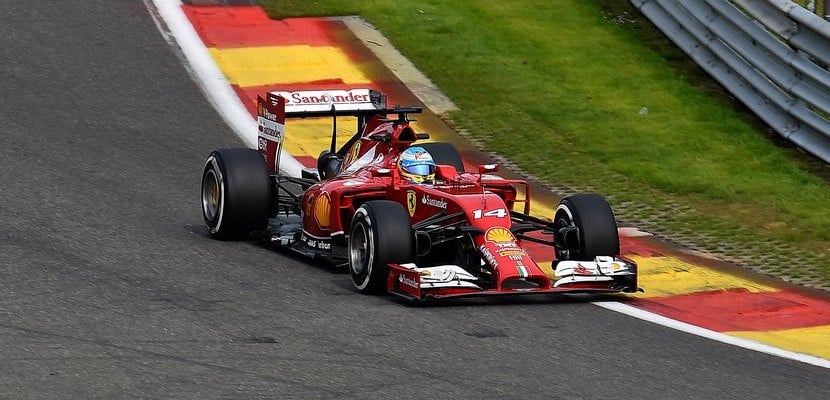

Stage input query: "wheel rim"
[
  {"left": 350, "top": 222, "right": 369, "bottom": 276},
  {"left": 553, "top": 206, "right": 576, "bottom": 260},
  {"left": 202, "top": 169, "right": 220, "bottom": 220},
  {"left": 553, "top": 210, "right": 574, "bottom": 234}
]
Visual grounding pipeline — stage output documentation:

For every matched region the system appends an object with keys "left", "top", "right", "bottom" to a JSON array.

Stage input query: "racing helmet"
[{"left": 398, "top": 146, "right": 435, "bottom": 184}]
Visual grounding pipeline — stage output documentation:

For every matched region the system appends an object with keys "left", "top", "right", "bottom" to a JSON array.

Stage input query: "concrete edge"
[{"left": 332, "top": 15, "right": 459, "bottom": 115}]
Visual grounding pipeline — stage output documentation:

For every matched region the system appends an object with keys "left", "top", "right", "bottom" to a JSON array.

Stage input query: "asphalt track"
[{"left": 0, "top": 2, "right": 827, "bottom": 399}]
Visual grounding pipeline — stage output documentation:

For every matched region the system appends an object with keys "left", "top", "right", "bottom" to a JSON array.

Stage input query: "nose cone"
[{"left": 479, "top": 227, "right": 551, "bottom": 290}]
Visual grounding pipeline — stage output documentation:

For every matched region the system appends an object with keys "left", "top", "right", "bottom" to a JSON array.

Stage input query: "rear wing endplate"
[{"left": 257, "top": 94, "right": 285, "bottom": 174}]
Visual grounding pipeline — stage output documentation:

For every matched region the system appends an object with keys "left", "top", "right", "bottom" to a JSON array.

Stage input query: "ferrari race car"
[{"left": 200, "top": 89, "right": 638, "bottom": 300}]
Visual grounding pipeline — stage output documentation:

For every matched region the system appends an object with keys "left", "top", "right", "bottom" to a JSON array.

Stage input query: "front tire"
[
  {"left": 349, "top": 200, "right": 414, "bottom": 294},
  {"left": 553, "top": 194, "right": 619, "bottom": 261},
  {"left": 201, "top": 148, "right": 271, "bottom": 240}
]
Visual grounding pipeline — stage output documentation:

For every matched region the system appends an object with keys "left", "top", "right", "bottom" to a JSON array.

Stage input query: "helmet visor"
[{"left": 405, "top": 163, "right": 434, "bottom": 176}]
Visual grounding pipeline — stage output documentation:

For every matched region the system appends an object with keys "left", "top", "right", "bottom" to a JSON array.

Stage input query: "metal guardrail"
[{"left": 631, "top": 0, "right": 830, "bottom": 162}]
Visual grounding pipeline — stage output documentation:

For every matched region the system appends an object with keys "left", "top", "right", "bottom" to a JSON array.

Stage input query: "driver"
[{"left": 398, "top": 146, "right": 435, "bottom": 184}]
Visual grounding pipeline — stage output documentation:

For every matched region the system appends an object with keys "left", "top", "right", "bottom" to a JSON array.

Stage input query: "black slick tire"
[
  {"left": 201, "top": 148, "right": 270, "bottom": 240},
  {"left": 418, "top": 142, "right": 464, "bottom": 172},
  {"left": 553, "top": 194, "right": 619, "bottom": 260},
  {"left": 349, "top": 200, "right": 414, "bottom": 294}
]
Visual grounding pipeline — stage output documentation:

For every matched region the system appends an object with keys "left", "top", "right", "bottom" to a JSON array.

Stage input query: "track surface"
[{"left": 0, "top": 2, "right": 827, "bottom": 399}]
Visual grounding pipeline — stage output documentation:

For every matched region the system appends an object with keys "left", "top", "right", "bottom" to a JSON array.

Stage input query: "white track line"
[
  {"left": 146, "top": 0, "right": 303, "bottom": 177},
  {"left": 145, "top": 0, "right": 829, "bottom": 370},
  {"left": 594, "top": 301, "right": 830, "bottom": 369}
]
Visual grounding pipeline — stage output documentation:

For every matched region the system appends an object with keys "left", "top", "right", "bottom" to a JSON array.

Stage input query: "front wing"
[{"left": 387, "top": 257, "right": 638, "bottom": 301}]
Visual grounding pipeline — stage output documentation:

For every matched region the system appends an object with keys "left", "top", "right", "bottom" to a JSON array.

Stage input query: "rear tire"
[
  {"left": 553, "top": 194, "right": 619, "bottom": 261},
  {"left": 201, "top": 148, "right": 271, "bottom": 240},
  {"left": 349, "top": 200, "right": 414, "bottom": 294},
  {"left": 419, "top": 142, "right": 464, "bottom": 172}
]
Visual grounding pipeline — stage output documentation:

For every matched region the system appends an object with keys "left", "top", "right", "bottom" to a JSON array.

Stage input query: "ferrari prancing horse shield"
[{"left": 407, "top": 190, "right": 417, "bottom": 217}]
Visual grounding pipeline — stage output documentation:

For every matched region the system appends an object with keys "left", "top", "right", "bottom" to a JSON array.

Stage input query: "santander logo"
[
  {"left": 281, "top": 89, "right": 370, "bottom": 105},
  {"left": 421, "top": 194, "right": 447, "bottom": 209}
]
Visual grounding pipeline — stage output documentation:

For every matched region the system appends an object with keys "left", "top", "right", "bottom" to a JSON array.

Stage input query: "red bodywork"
[{"left": 257, "top": 91, "right": 637, "bottom": 301}]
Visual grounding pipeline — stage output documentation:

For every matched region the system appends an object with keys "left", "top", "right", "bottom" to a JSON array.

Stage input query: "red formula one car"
[{"left": 200, "top": 89, "right": 638, "bottom": 300}]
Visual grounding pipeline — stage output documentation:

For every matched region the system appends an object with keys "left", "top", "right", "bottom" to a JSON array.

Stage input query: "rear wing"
[
  {"left": 267, "top": 89, "right": 422, "bottom": 120},
  {"left": 270, "top": 89, "right": 387, "bottom": 117},
  {"left": 258, "top": 89, "right": 423, "bottom": 174}
]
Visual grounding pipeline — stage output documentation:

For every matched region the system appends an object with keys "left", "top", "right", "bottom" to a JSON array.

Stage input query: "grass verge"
[{"left": 260, "top": 0, "right": 830, "bottom": 289}]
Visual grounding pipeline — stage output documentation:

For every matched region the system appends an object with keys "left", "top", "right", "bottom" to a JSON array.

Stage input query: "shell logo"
[
  {"left": 486, "top": 227, "right": 514, "bottom": 243},
  {"left": 314, "top": 193, "right": 331, "bottom": 228}
]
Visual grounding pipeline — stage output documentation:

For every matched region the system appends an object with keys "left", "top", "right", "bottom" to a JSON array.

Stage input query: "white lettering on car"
[
  {"left": 421, "top": 195, "right": 447, "bottom": 209},
  {"left": 398, "top": 274, "right": 419, "bottom": 288}
]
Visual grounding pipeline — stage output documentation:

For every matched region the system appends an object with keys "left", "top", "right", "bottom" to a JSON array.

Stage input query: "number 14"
[{"left": 472, "top": 208, "right": 507, "bottom": 219}]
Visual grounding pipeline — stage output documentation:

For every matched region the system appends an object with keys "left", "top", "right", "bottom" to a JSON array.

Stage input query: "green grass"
[
  {"left": 794, "top": 1, "right": 826, "bottom": 16},
  {"left": 260, "top": 0, "right": 830, "bottom": 287}
]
